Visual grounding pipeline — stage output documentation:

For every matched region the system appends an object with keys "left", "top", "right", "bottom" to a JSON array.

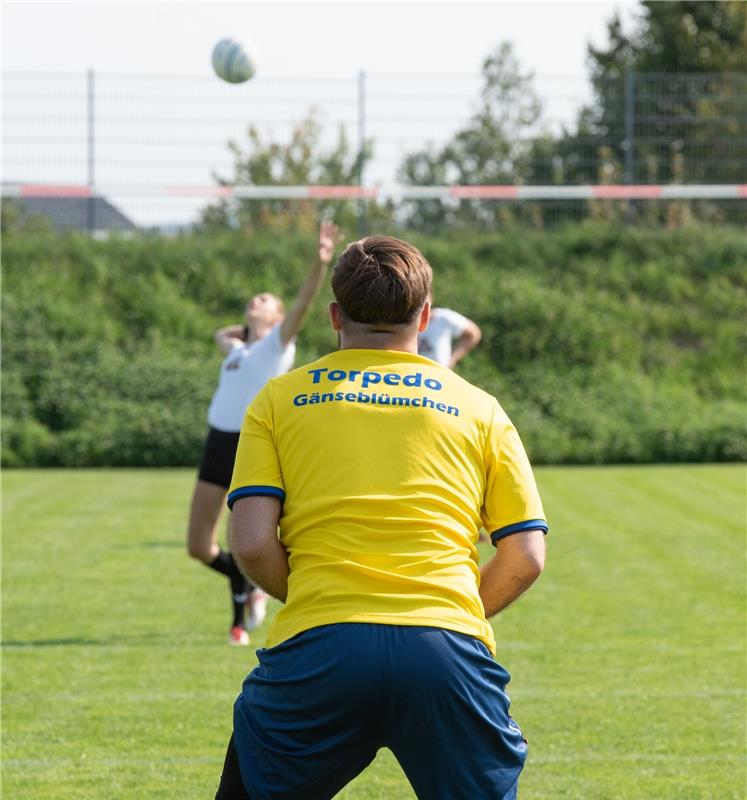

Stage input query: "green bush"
[{"left": 2, "top": 223, "right": 745, "bottom": 466}]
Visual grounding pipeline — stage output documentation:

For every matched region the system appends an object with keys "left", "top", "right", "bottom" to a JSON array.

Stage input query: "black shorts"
[{"left": 197, "top": 428, "right": 241, "bottom": 489}]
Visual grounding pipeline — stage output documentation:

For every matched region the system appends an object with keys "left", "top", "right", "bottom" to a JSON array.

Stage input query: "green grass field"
[{"left": 2, "top": 466, "right": 745, "bottom": 799}]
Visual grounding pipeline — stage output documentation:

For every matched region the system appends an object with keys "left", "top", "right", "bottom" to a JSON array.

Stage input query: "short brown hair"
[{"left": 331, "top": 236, "right": 432, "bottom": 325}]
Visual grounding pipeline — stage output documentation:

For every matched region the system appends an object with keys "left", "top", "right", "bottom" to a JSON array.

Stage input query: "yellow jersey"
[{"left": 228, "top": 348, "right": 547, "bottom": 655}]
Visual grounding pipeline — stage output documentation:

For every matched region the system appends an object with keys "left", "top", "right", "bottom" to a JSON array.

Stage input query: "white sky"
[
  {"left": 2, "top": 0, "right": 640, "bottom": 227},
  {"left": 2, "top": 0, "right": 638, "bottom": 78}
]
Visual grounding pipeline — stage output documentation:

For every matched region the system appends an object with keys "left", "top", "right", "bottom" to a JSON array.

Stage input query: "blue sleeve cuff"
[
  {"left": 227, "top": 485, "right": 286, "bottom": 510},
  {"left": 490, "top": 519, "right": 548, "bottom": 546}
]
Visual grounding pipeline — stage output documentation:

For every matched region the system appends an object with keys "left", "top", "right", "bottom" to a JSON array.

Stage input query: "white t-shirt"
[
  {"left": 207, "top": 324, "right": 296, "bottom": 432},
  {"left": 417, "top": 307, "right": 470, "bottom": 366}
]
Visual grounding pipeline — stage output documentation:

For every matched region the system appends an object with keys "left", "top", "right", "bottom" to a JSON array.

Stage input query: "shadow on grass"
[
  {"left": 109, "top": 539, "right": 184, "bottom": 550},
  {"left": 2, "top": 637, "right": 110, "bottom": 648},
  {"left": 1, "top": 632, "right": 180, "bottom": 648}
]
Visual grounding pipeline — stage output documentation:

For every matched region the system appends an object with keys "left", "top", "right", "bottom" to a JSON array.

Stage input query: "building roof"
[{"left": 9, "top": 196, "right": 137, "bottom": 232}]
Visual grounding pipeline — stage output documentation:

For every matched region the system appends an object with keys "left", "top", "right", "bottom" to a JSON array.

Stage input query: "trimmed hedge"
[{"left": 2, "top": 223, "right": 745, "bottom": 466}]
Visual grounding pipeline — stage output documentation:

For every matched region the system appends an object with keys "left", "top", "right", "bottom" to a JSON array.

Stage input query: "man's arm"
[
  {"left": 478, "top": 529, "right": 545, "bottom": 618},
  {"left": 229, "top": 495, "right": 289, "bottom": 601},
  {"left": 449, "top": 319, "right": 482, "bottom": 368},
  {"left": 214, "top": 323, "right": 246, "bottom": 355},
  {"left": 279, "top": 220, "right": 340, "bottom": 347}
]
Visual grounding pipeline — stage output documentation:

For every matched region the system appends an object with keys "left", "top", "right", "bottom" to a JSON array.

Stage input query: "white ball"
[{"left": 211, "top": 37, "right": 257, "bottom": 84}]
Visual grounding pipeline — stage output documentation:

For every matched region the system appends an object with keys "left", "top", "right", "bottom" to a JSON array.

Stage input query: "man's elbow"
[
  {"left": 521, "top": 538, "right": 546, "bottom": 584},
  {"left": 229, "top": 497, "right": 283, "bottom": 570},
  {"left": 506, "top": 531, "right": 545, "bottom": 584},
  {"left": 520, "top": 550, "right": 544, "bottom": 583},
  {"left": 229, "top": 526, "right": 267, "bottom": 570}
]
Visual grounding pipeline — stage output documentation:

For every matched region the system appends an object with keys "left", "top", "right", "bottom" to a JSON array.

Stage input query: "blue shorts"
[{"left": 224, "top": 623, "right": 527, "bottom": 800}]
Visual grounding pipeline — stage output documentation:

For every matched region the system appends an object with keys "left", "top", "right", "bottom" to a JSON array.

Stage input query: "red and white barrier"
[{"left": 3, "top": 183, "right": 746, "bottom": 200}]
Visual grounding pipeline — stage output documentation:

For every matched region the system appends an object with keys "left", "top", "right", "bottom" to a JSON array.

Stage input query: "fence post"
[
  {"left": 624, "top": 68, "right": 635, "bottom": 184},
  {"left": 86, "top": 68, "right": 95, "bottom": 233},
  {"left": 357, "top": 70, "right": 367, "bottom": 237}
]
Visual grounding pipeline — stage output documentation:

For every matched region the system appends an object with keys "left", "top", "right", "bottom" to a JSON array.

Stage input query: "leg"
[
  {"left": 231, "top": 625, "right": 383, "bottom": 799},
  {"left": 385, "top": 629, "right": 527, "bottom": 800},
  {"left": 189, "top": 426, "right": 241, "bottom": 564},
  {"left": 187, "top": 479, "right": 226, "bottom": 564},
  {"left": 187, "top": 479, "right": 249, "bottom": 639},
  {"left": 215, "top": 735, "right": 252, "bottom": 800}
]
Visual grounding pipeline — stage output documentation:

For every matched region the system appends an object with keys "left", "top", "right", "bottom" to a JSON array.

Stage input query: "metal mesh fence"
[
  {"left": 577, "top": 72, "right": 747, "bottom": 185},
  {"left": 2, "top": 70, "right": 745, "bottom": 230}
]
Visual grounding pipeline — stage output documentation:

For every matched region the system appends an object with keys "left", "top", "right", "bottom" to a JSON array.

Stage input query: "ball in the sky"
[{"left": 211, "top": 37, "right": 257, "bottom": 84}]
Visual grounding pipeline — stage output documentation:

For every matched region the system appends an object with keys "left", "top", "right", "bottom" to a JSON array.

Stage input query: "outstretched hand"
[
  {"left": 318, "top": 220, "right": 342, "bottom": 264},
  {"left": 279, "top": 220, "right": 343, "bottom": 346}
]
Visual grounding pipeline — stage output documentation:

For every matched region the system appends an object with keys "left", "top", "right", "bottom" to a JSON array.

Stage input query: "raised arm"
[
  {"left": 214, "top": 323, "right": 247, "bottom": 355},
  {"left": 279, "top": 220, "right": 340, "bottom": 347},
  {"left": 449, "top": 318, "right": 482, "bottom": 368},
  {"left": 478, "top": 529, "right": 545, "bottom": 618}
]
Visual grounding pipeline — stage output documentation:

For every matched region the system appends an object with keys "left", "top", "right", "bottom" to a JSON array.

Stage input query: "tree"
[
  {"left": 522, "top": 1, "right": 747, "bottom": 226},
  {"left": 399, "top": 43, "right": 545, "bottom": 232},
  {"left": 590, "top": 0, "right": 747, "bottom": 74},
  {"left": 1, "top": 199, "right": 52, "bottom": 237},
  {"left": 558, "top": 1, "right": 747, "bottom": 187},
  {"left": 200, "top": 111, "right": 392, "bottom": 233}
]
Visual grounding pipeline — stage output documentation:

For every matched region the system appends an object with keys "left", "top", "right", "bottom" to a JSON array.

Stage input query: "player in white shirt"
[
  {"left": 418, "top": 305, "right": 482, "bottom": 367},
  {"left": 186, "top": 221, "right": 340, "bottom": 645}
]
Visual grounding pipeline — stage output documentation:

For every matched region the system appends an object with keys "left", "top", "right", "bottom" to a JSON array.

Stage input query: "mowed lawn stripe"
[
  {"left": 499, "top": 465, "right": 745, "bottom": 800},
  {"left": 2, "top": 466, "right": 745, "bottom": 799}
]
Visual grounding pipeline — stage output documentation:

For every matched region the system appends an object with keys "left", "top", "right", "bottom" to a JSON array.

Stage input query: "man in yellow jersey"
[{"left": 215, "top": 236, "right": 548, "bottom": 800}]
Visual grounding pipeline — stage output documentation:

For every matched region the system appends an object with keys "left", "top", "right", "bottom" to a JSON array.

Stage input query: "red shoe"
[{"left": 229, "top": 626, "right": 250, "bottom": 646}]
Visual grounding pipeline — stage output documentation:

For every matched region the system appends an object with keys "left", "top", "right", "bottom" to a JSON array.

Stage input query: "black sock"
[{"left": 208, "top": 549, "right": 249, "bottom": 628}]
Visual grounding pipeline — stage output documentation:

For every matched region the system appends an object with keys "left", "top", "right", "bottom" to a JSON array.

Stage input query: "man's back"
[
  {"left": 218, "top": 234, "right": 547, "bottom": 800},
  {"left": 228, "top": 347, "right": 544, "bottom": 654}
]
